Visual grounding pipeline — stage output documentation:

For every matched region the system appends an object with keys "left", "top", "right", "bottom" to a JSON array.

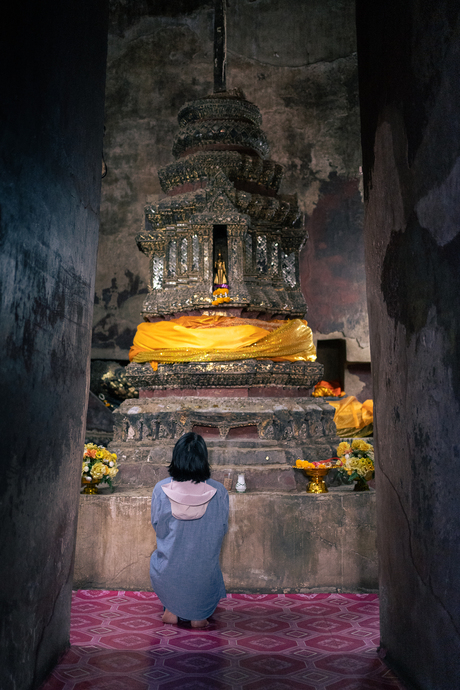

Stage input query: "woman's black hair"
[{"left": 168, "top": 432, "right": 211, "bottom": 483}]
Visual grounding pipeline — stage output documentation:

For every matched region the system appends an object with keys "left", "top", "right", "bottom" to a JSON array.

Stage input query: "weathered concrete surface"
[
  {"left": 74, "top": 488, "right": 377, "bottom": 592},
  {"left": 357, "top": 1, "right": 460, "bottom": 687},
  {"left": 300, "top": 176, "right": 367, "bottom": 346},
  {"left": 224, "top": 490, "right": 377, "bottom": 592},
  {"left": 0, "top": 2, "right": 108, "bottom": 688},
  {"left": 75, "top": 490, "right": 155, "bottom": 591},
  {"left": 93, "top": 0, "right": 367, "bottom": 365}
]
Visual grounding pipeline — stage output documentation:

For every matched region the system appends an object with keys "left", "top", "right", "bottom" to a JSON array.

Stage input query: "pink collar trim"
[{"left": 161, "top": 480, "right": 216, "bottom": 506}]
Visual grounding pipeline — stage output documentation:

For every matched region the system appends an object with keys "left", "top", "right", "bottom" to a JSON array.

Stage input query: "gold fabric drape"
[
  {"left": 129, "top": 315, "right": 317, "bottom": 371},
  {"left": 328, "top": 396, "right": 374, "bottom": 437}
]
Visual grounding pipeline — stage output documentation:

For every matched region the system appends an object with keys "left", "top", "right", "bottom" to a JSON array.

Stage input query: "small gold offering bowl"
[{"left": 304, "top": 466, "right": 330, "bottom": 494}]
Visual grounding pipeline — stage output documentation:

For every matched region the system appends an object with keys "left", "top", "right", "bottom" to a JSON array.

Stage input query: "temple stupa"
[{"left": 111, "top": 3, "right": 342, "bottom": 493}]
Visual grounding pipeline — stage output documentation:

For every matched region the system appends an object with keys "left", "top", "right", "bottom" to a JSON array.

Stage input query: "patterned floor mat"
[{"left": 39, "top": 591, "right": 406, "bottom": 689}]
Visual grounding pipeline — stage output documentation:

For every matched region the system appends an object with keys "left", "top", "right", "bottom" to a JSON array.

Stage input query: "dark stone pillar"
[
  {"left": 356, "top": 1, "right": 460, "bottom": 687},
  {"left": 0, "top": 1, "right": 108, "bottom": 688}
]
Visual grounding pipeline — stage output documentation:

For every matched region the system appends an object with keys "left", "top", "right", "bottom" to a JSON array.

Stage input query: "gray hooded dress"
[{"left": 150, "top": 477, "right": 229, "bottom": 620}]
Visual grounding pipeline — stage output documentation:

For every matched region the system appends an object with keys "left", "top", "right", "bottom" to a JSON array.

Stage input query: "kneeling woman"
[{"left": 150, "top": 432, "right": 229, "bottom": 628}]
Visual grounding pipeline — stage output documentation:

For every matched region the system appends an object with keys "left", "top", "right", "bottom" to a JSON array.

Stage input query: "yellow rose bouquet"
[
  {"left": 82, "top": 443, "right": 119, "bottom": 492},
  {"left": 335, "top": 439, "right": 374, "bottom": 487}
]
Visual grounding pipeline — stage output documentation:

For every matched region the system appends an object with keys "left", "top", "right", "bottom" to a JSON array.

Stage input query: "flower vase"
[
  {"left": 353, "top": 477, "right": 369, "bottom": 492},
  {"left": 235, "top": 474, "right": 246, "bottom": 493},
  {"left": 81, "top": 478, "right": 99, "bottom": 494}
]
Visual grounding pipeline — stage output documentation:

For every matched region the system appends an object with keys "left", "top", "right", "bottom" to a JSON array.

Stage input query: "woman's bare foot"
[
  {"left": 162, "top": 609, "right": 178, "bottom": 625},
  {"left": 191, "top": 619, "right": 209, "bottom": 629}
]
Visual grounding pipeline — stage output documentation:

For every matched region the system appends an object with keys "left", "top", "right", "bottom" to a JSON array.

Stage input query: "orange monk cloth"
[
  {"left": 129, "top": 315, "right": 317, "bottom": 371},
  {"left": 328, "top": 396, "right": 374, "bottom": 435}
]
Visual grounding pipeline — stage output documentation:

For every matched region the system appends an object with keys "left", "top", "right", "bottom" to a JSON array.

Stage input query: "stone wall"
[
  {"left": 356, "top": 0, "right": 460, "bottom": 687},
  {"left": 0, "top": 2, "right": 108, "bottom": 688},
  {"left": 74, "top": 489, "right": 377, "bottom": 593},
  {"left": 93, "top": 0, "right": 369, "bottom": 398}
]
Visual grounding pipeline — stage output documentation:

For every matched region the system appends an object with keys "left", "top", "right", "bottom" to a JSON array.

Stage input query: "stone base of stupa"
[
  {"left": 74, "top": 359, "right": 377, "bottom": 592},
  {"left": 124, "top": 359, "right": 324, "bottom": 392},
  {"left": 77, "top": 393, "right": 377, "bottom": 592},
  {"left": 109, "top": 395, "right": 339, "bottom": 492},
  {"left": 113, "top": 360, "right": 330, "bottom": 490}
]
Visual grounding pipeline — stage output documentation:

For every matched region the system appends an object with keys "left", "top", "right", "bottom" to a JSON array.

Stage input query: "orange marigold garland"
[{"left": 211, "top": 287, "right": 232, "bottom": 306}]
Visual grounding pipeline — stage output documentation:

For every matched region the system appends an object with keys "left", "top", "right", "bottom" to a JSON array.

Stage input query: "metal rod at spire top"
[{"left": 214, "top": 0, "right": 227, "bottom": 92}]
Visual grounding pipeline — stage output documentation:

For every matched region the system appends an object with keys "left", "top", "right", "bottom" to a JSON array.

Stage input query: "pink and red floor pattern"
[{"left": 40, "top": 590, "right": 405, "bottom": 690}]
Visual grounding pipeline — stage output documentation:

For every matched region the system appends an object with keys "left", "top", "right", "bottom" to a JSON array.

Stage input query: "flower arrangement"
[
  {"left": 294, "top": 459, "right": 335, "bottom": 470},
  {"left": 212, "top": 287, "right": 232, "bottom": 306},
  {"left": 82, "top": 443, "right": 119, "bottom": 491},
  {"left": 335, "top": 439, "right": 374, "bottom": 485}
]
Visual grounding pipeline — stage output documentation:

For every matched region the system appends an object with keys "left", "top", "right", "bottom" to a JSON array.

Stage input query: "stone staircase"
[{"left": 109, "top": 396, "right": 342, "bottom": 492}]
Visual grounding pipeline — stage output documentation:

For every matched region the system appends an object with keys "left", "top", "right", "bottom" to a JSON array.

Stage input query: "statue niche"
[{"left": 213, "top": 225, "right": 228, "bottom": 287}]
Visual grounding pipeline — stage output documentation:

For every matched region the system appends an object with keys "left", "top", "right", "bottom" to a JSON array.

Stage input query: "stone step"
[
  {"left": 109, "top": 438, "right": 340, "bottom": 465},
  {"left": 112, "top": 463, "right": 300, "bottom": 492},
  {"left": 109, "top": 396, "right": 345, "bottom": 491},
  {"left": 109, "top": 438, "right": 341, "bottom": 491}
]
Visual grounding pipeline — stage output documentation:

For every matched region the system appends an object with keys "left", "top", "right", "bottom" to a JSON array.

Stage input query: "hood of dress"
[{"left": 162, "top": 480, "right": 217, "bottom": 520}]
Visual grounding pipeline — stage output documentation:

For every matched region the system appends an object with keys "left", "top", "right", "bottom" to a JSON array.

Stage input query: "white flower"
[
  {"left": 109, "top": 461, "right": 114, "bottom": 467},
  {"left": 83, "top": 466, "right": 89, "bottom": 473}
]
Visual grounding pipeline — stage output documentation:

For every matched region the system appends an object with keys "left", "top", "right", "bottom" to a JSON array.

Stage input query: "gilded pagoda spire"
[{"left": 135, "top": 0, "right": 307, "bottom": 321}]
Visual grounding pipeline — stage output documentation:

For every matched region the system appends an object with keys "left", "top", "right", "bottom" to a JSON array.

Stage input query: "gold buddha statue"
[{"left": 214, "top": 252, "right": 227, "bottom": 285}]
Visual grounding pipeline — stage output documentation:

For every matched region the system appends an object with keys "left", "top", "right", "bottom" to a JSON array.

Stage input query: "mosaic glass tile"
[
  {"left": 152, "top": 256, "right": 164, "bottom": 290},
  {"left": 179, "top": 238, "right": 188, "bottom": 274},
  {"left": 192, "top": 235, "right": 199, "bottom": 271},
  {"left": 167, "top": 241, "right": 177, "bottom": 277},
  {"left": 270, "top": 241, "right": 279, "bottom": 273},
  {"left": 256, "top": 235, "right": 267, "bottom": 273},
  {"left": 281, "top": 251, "right": 296, "bottom": 287}
]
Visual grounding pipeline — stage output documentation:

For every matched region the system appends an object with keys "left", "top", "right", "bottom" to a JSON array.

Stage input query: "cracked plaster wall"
[
  {"left": 0, "top": 2, "right": 108, "bottom": 688},
  {"left": 357, "top": 0, "right": 460, "bottom": 687},
  {"left": 94, "top": 0, "right": 369, "bottom": 392}
]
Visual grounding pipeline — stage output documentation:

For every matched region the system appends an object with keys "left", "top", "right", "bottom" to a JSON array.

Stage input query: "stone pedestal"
[
  {"left": 74, "top": 393, "right": 378, "bottom": 592},
  {"left": 74, "top": 488, "right": 377, "bottom": 592},
  {"left": 110, "top": 396, "right": 339, "bottom": 492}
]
